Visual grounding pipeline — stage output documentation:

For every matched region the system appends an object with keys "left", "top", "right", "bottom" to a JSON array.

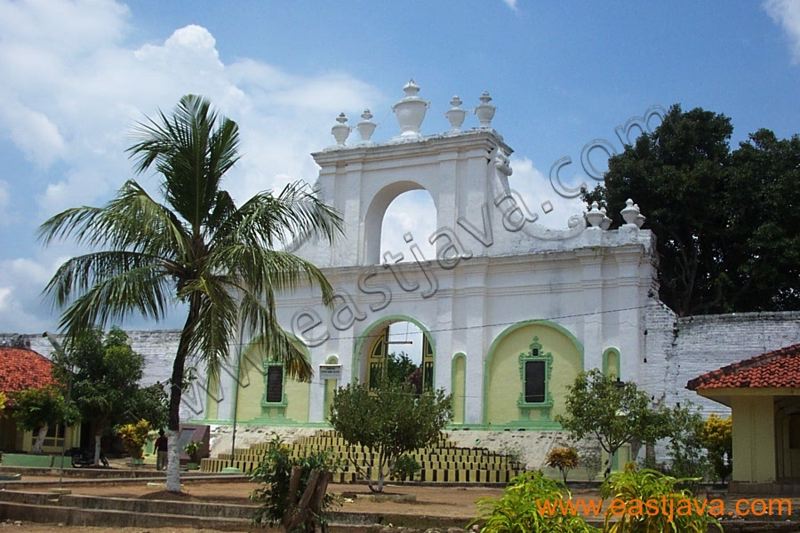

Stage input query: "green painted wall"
[
  {"left": 485, "top": 322, "right": 582, "bottom": 427},
  {"left": 731, "top": 396, "right": 776, "bottom": 484},
  {"left": 452, "top": 353, "right": 466, "bottom": 425},
  {"left": 602, "top": 347, "right": 620, "bottom": 379}
]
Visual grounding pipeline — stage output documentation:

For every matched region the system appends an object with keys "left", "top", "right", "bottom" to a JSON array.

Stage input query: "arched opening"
[
  {"left": 354, "top": 317, "right": 435, "bottom": 392},
  {"left": 363, "top": 181, "right": 437, "bottom": 265}
]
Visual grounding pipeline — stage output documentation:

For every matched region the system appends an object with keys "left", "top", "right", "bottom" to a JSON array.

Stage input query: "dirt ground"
[{"left": 66, "top": 480, "right": 508, "bottom": 518}]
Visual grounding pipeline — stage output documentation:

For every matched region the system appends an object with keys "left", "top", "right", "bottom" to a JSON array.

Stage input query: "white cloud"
[
  {"left": 0, "top": 0, "right": 383, "bottom": 215},
  {"left": 502, "top": 0, "right": 518, "bottom": 11},
  {"left": 508, "top": 157, "right": 586, "bottom": 229},
  {"left": 764, "top": 0, "right": 800, "bottom": 63},
  {"left": 0, "top": 180, "right": 8, "bottom": 209}
]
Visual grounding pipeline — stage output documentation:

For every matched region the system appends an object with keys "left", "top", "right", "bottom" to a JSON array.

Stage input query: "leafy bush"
[
  {"left": 0, "top": 391, "right": 6, "bottom": 414},
  {"left": 330, "top": 381, "right": 451, "bottom": 492},
  {"left": 546, "top": 447, "right": 580, "bottom": 484},
  {"left": 663, "top": 403, "right": 709, "bottom": 481},
  {"left": 578, "top": 446, "right": 602, "bottom": 482},
  {"left": 700, "top": 415, "right": 732, "bottom": 483},
  {"left": 184, "top": 440, "right": 201, "bottom": 463},
  {"left": 116, "top": 419, "right": 151, "bottom": 459},
  {"left": 251, "top": 436, "right": 340, "bottom": 529},
  {"left": 471, "top": 471, "right": 596, "bottom": 532},
  {"left": 601, "top": 465, "right": 722, "bottom": 532},
  {"left": 390, "top": 454, "right": 421, "bottom": 481}
]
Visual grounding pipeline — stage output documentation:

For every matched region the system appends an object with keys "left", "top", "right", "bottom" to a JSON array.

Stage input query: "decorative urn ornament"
[
  {"left": 586, "top": 201, "right": 605, "bottom": 228},
  {"left": 392, "top": 79, "right": 429, "bottom": 139},
  {"left": 475, "top": 91, "right": 496, "bottom": 128},
  {"left": 621, "top": 198, "right": 640, "bottom": 225},
  {"left": 633, "top": 204, "right": 646, "bottom": 228},
  {"left": 600, "top": 207, "right": 612, "bottom": 230},
  {"left": 357, "top": 109, "right": 377, "bottom": 144},
  {"left": 331, "top": 113, "right": 350, "bottom": 146},
  {"left": 445, "top": 96, "right": 466, "bottom": 133}
]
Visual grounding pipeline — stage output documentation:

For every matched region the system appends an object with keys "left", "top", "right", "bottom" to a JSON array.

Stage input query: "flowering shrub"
[
  {"left": 701, "top": 415, "right": 732, "bottom": 483},
  {"left": 546, "top": 446, "right": 580, "bottom": 484},
  {"left": 117, "top": 419, "right": 151, "bottom": 459}
]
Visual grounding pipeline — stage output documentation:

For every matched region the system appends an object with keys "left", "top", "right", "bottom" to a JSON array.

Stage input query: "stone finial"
[
  {"left": 357, "top": 109, "right": 376, "bottom": 144},
  {"left": 475, "top": 91, "right": 496, "bottom": 128},
  {"left": 445, "top": 95, "right": 466, "bottom": 133},
  {"left": 392, "top": 79, "right": 429, "bottom": 139},
  {"left": 600, "top": 206, "right": 612, "bottom": 230},
  {"left": 586, "top": 201, "right": 604, "bottom": 228},
  {"left": 633, "top": 203, "right": 646, "bottom": 228},
  {"left": 331, "top": 113, "right": 350, "bottom": 146},
  {"left": 621, "top": 198, "right": 640, "bottom": 225}
]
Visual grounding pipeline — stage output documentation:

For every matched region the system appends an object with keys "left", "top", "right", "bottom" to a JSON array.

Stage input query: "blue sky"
[{"left": 0, "top": 0, "right": 798, "bottom": 332}]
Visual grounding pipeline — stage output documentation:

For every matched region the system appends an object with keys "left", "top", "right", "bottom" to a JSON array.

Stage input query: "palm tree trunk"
[
  {"left": 33, "top": 424, "right": 48, "bottom": 454},
  {"left": 93, "top": 433, "right": 102, "bottom": 466},
  {"left": 165, "top": 298, "right": 200, "bottom": 493}
]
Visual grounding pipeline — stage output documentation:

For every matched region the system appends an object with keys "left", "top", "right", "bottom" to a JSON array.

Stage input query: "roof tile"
[
  {"left": 0, "top": 347, "right": 57, "bottom": 394},
  {"left": 687, "top": 343, "right": 800, "bottom": 390}
]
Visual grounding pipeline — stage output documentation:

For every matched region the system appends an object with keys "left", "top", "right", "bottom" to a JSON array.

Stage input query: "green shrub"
[
  {"left": 471, "top": 471, "right": 597, "bottom": 532},
  {"left": 250, "top": 436, "right": 340, "bottom": 529},
  {"left": 391, "top": 454, "right": 421, "bottom": 481},
  {"left": 600, "top": 464, "right": 722, "bottom": 532}
]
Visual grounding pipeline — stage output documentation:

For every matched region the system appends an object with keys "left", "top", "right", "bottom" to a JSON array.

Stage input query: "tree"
[
  {"left": 11, "top": 386, "right": 76, "bottom": 454},
  {"left": 662, "top": 402, "right": 709, "bottom": 480},
  {"left": 557, "top": 370, "right": 668, "bottom": 477},
  {"left": 39, "top": 95, "right": 342, "bottom": 491},
  {"left": 127, "top": 383, "right": 169, "bottom": 431},
  {"left": 329, "top": 381, "right": 452, "bottom": 493},
  {"left": 584, "top": 105, "right": 800, "bottom": 315},
  {"left": 54, "top": 327, "right": 146, "bottom": 465}
]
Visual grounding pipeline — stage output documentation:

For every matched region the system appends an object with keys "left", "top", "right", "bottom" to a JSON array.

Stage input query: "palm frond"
[
  {"left": 213, "top": 180, "right": 342, "bottom": 249},
  {"left": 38, "top": 180, "right": 190, "bottom": 260},
  {"left": 127, "top": 95, "right": 239, "bottom": 230},
  {"left": 43, "top": 251, "right": 171, "bottom": 308},
  {"left": 57, "top": 266, "right": 172, "bottom": 338},
  {"left": 179, "top": 275, "right": 238, "bottom": 384},
  {"left": 209, "top": 245, "right": 335, "bottom": 305},
  {"left": 238, "top": 288, "right": 313, "bottom": 381}
]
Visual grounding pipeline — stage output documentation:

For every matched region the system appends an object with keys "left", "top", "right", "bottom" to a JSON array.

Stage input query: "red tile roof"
[
  {"left": 687, "top": 343, "right": 800, "bottom": 390},
  {"left": 0, "top": 347, "right": 57, "bottom": 394}
]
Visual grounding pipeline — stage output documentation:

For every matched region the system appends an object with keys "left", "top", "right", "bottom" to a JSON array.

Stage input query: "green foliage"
[
  {"left": 56, "top": 328, "right": 146, "bottom": 435},
  {"left": 546, "top": 446, "right": 580, "bottom": 484},
  {"left": 557, "top": 370, "right": 669, "bottom": 475},
  {"left": 128, "top": 383, "right": 169, "bottom": 431},
  {"left": 329, "top": 381, "right": 452, "bottom": 492},
  {"left": 700, "top": 415, "right": 732, "bottom": 483},
  {"left": 663, "top": 403, "right": 709, "bottom": 480},
  {"left": 385, "top": 351, "right": 418, "bottom": 387},
  {"left": 390, "top": 454, "right": 421, "bottom": 481},
  {"left": 0, "top": 391, "right": 6, "bottom": 414},
  {"left": 584, "top": 105, "right": 800, "bottom": 315},
  {"left": 471, "top": 471, "right": 597, "bottom": 533},
  {"left": 116, "top": 419, "right": 151, "bottom": 459},
  {"left": 578, "top": 447, "right": 602, "bottom": 483},
  {"left": 11, "top": 386, "right": 76, "bottom": 433},
  {"left": 601, "top": 465, "right": 722, "bottom": 532},
  {"left": 184, "top": 440, "right": 201, "bottom": 462},
  {"left": 250, "top": 436, "right": 340, "bottom": 529}
]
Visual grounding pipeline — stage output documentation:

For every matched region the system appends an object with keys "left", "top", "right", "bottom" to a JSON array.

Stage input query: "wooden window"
[
  {"left": 524, "top": 360, "right": 546, "bottom": 403},
  {"left": 265, "top": 365, "right": 284, "bottom": 403}
]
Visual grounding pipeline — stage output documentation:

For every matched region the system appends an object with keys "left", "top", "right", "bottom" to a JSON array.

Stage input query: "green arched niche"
[{"left": 483, "top": 320, "right": 584, "bottom": 429}]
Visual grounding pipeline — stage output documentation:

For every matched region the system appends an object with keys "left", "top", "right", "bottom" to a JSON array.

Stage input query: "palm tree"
[{"left": 39, "top": 95, "right": 342, "bottom": 491}]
